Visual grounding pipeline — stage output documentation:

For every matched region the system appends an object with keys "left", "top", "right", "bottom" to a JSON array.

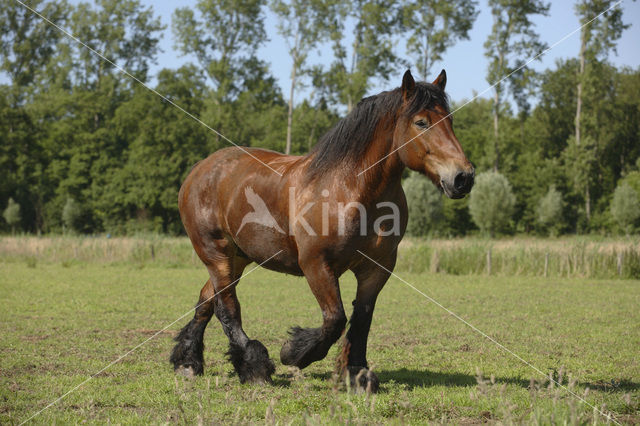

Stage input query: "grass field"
[{"left": 1, "top": 237, "right": 639, "bottom": 424}]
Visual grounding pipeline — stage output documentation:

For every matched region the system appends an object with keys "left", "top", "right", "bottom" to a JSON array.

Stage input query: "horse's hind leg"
[
  {"left": 170, "top": 278, "right": 216, "bottom": 377},
  {"left": 210, "top": 257, "right": 275, "bottom": 384},
  {"left": 280, "top": 256, "right": 347, "bottom": 369},
  {"left": 171, "top": 255, "right": 275, "bottom": 383}
]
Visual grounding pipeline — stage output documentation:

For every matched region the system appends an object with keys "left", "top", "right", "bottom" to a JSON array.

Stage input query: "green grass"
[{"left": 1, "top": 246, "right": 639, "bottom": 423}]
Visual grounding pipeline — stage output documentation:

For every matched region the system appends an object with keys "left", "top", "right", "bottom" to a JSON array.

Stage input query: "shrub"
[
  {"left": 610, "top": 183, "right": 640, "bottom": 235},
  {"left": 62, "top": 197, "right": 85, "bottom": 233},
  {"left": 3, "top": 197, "right": 21, "bottom": 233},
  {"left": 536, "top": 185, "right": 564, "bottom": 236},
  {"left": 468, "top": 171, "right": 515, "bottom": 237},
  {"left": 619, "top": 170, "right": 640, "bottom": 195},
  {"left": 403, "top": 172, "right": 443, "bottom": 236}
]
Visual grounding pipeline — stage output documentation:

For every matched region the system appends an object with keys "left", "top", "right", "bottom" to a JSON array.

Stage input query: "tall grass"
[
  {"left": 0, "top": 235, "right": 199, "bottom": 268},
  {"left": 1, "top": 235, "right": 639, "bottom": 279},
  {"left": 396, "top": 237, "right": 640, "bottom": 279}
]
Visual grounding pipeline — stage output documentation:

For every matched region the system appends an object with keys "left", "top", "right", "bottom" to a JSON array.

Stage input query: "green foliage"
[
  {"left": 610, "top": 183, "right": 640, "bottom": 235},
  {"left": 451, "top": 98, "right": 493, "bottom": 171},
  {"left": 536, "top": 186, "right": 563, "bottom": 236},
  {"left": 270, "top": 0, "right": 334, "bottom": 154},
  {"left": 3, "top": 197, "right": 21, "bottom": 232},
  {"left": 571, "top": 1, "right": 633, "bottom": 229},
  {"left": 575, "top": 0, "right": 630, "bottom": 60},
  {"left": 1, "top": 0, "right": 639, "bottom": 237},
  {"left": 0, "top": 0, "right": 69, "bottom": 92},
  {"left": 468, "top": 171, "right": 515, "bottom": 237},
  {"left": 172, "top": 0, "right": 267, "bottom": 101},
  {"left": 484, "top": 0, "right": 549, "bottom": 91},
  {"left": 619, "top": 171, "right": 640, "bottom": 196},
  {"left": 62, "top": 197, "right": 84, "bottom": 233},
  {"left": 484, "top": 0, "right": 549, "bottom": 171},
  {"left": 403, "top": 172, "right": 443, "bottom": 236},
  {"left": 325, "top": 0, "right": 399, "bottom": 111},
  {"left": 289, "top": 100, "right": 338, "bottom": 154},
  {"left": 399, "top": 0, "right": 479, "bottom": 81},
  {"left": 69, "top": 0, "right": 164, "bottom": 84}
]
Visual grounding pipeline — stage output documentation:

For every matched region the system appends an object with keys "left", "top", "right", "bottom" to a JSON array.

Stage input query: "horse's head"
[{"left": 395, "top": 69, "right": 474, "bottom": 199}]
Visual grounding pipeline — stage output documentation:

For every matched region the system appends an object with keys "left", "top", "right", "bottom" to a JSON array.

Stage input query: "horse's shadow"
[
  {"left": 303, "top": 368, "right": 640, "bottom": 393},
  {"left": 375, "top": 368, "right": 528, "bottom": 390}
]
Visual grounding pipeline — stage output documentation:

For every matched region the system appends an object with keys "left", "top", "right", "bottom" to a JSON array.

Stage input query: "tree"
[
  {"left": 450, "top": 97, "right": 494, "bottom": 171},
  {"left": 70, "top": 0, "right": 164, "bottom": 86},
  {"left": 271, "top": 0, "right": 333, "bottom": 154},
  {"left": 610, "top": 183, "right": 639, "bottom": 235},
  {"left": 102, "top": 65, "right": 211, "bottom": 234},
  {"left": 3, "top": 197, "right": 21, "bottom": 234},
  {"left": 573, "top": 0, "right": 630, "bottom": 224},
  {"left": 403, "top": 172, "right": 444, "bottom": 236},
  {"left": 228, "top": 58, "right": 288, "bottom": 151},
  {"left": 484, "top": 0, "right": 549, "bottom": 171},
  {"left": 172, "top": 0, "right": 276, "bottom": 152},
  {"left": 289, "top": 99, "right": 338, "bottom": 155},
  {"left": 536, "top": 185, "right": 563, "bottom": 235},
  {"left": 36, "top": 0, "right": 165, "bottom": 233},
  {"left": 172, "top": 0, "right": 267, "bottom": 103},
  {"left": 468, "top": 171, "right": 516, "bottom": 237},
  {"left": 0, "top": 0, "right": 69, "bottom": 99},
  {"left": 325, "top": 0, "right": 399, "bottom": 112},
  {"left": 400, "top": 0, "right": 478, "bottom": 81},
  {"left": 530, "top": 59, "right": 578, "bottom": 158}
]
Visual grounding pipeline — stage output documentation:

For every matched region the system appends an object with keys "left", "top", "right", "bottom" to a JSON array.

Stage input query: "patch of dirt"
[
  {"left": 0, "top": 362, "right": 61, "bottom": 378},
  {"left": 21, "top": 334, "right": 50, "bottom": 342},
  {"left": 123, "top": 329, "right": 174, "bottom": 338},
  {"left": 616, "top": 414, "right": 640, "bottom": 425}
]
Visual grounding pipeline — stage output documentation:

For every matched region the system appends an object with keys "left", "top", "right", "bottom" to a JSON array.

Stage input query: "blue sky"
[{"left": 144, "top": 0, "right": 640, "bottom": 104}]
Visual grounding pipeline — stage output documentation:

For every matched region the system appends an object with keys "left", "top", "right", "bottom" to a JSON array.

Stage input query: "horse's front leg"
[
  {"left": 280, "top": 256, "right": 346, "bottom": 369},
  {"left": 345, "top": 249, "right": 397, "bottom": 392}
]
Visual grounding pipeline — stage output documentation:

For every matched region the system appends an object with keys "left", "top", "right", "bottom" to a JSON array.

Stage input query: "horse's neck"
[
  {"left": 348, "top": 133, "right": 405, "bottom": 205},
  {"left": 365, "top": 129, "right": 403, "bottom": 177}
]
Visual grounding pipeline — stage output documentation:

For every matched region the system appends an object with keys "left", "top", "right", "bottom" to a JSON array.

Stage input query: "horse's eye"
[{"left": 414, "top": 120, "right": 428, "bottom": 129}]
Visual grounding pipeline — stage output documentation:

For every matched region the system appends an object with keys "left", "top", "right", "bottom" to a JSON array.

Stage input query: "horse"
[{"left": 170, "top": 69, "right": 474, "bottom": 391}]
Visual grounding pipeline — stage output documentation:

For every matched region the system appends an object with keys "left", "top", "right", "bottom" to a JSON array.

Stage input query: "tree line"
[{"left": 1, "top": 0, "right": 638, "bottom": 236}]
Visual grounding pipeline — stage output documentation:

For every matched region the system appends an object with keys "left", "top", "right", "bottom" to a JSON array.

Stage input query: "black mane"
[{"left": 307, "top": 82, "right": 450, "bottom": 178}]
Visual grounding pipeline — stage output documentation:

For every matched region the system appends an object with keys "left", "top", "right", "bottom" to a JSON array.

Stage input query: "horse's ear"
[
  {"left": 401, "top": 69, "right": 415, "bottom": 100},
  {"left": 432, "top": 69, "right": 447, "bottom": 91}
]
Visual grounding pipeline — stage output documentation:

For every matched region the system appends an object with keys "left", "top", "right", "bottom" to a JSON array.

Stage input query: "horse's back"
[
  {"left": 179, "top": 147, "right": 305, "bottom": 270},
  {"left": 179, "top": 147, "right": 302, "bottom": 213}
]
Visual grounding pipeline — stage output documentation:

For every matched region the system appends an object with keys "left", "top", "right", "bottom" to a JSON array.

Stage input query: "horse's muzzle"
[{"left": 441, "top": 169, "right": 474, "bottom": 199}]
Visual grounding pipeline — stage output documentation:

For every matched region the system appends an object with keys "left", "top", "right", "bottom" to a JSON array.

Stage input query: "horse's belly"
[{"left": 232, "top": 226, "right": 303, "bottom": 276}]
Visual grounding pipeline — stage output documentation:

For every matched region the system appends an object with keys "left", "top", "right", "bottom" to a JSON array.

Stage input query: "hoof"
[
  {"left": 227, "top": 340, "right": 275, "bottom": 384},
  {"left": 280, "top": 327, "right": 324, "bottom": 369},
  {"left": 169, "top": 319, "right": 205, "bottom": 376},
  {"left": 280, "top": 339, "right": 296, "bottom": 366},
  {"left": 175, "top": 365, "right": 196, "bottom": 379},
  {"left": 348, "top": 366, "right": 379, "bottom": 393}
]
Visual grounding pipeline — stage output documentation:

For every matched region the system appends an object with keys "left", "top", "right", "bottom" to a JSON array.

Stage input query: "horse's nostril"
[{"left": 454, "top": 172, "right": 467, "bottom": 191}]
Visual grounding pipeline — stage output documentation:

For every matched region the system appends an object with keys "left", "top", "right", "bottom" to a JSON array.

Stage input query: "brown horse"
[{"left": 170, "top": 70, "right": 474, "bottom": 391}]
